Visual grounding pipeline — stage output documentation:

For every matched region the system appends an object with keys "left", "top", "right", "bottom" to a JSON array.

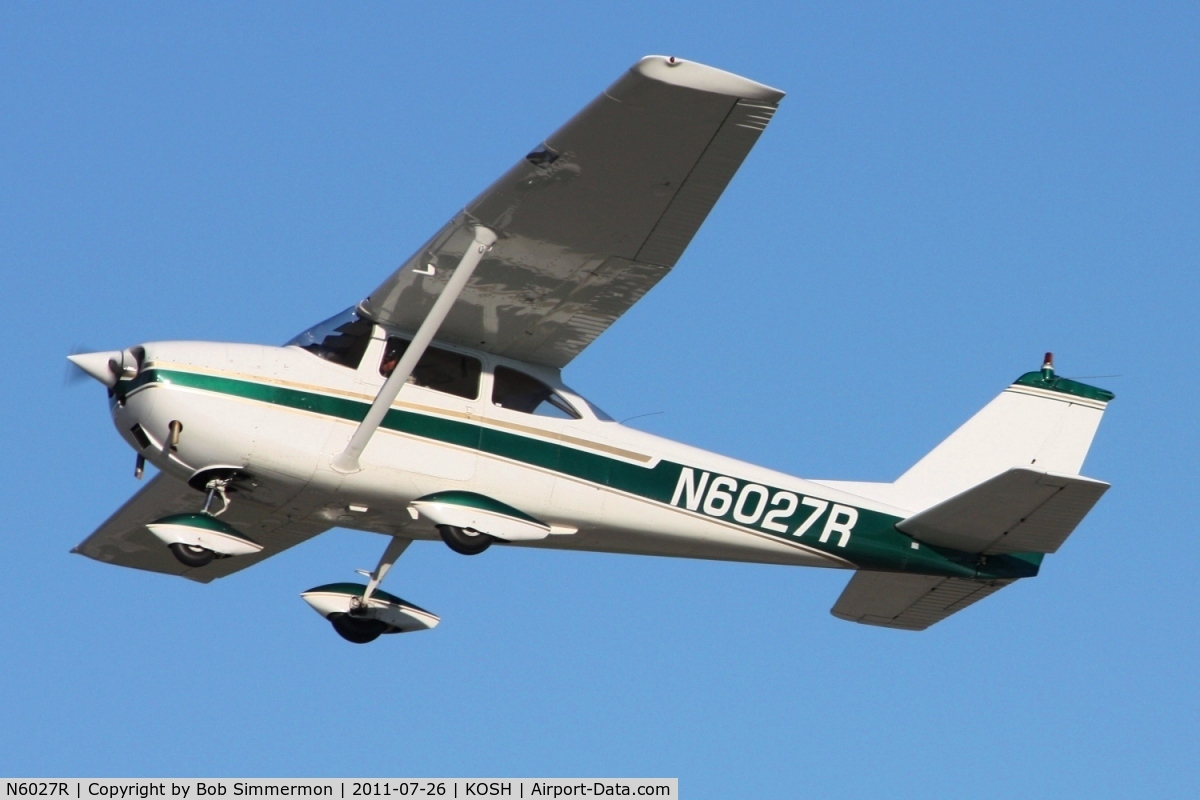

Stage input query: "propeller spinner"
[{"left": 67, "top": 349, "right": 140, "bottom": 387}]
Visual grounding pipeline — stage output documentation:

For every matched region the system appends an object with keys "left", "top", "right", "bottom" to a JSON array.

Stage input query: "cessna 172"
[{"left": 68, "top": 56, "right": 1113, "bottom": 643}]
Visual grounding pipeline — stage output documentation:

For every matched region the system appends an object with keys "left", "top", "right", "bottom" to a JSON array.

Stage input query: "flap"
[
  {"left": 72, "top": 473, "right": 332, "bottom": 584},
  {"left": 896, "top": 468, "right": 1109, "bottom": 554},
  {"left": 831, "top": 570, "right": 1015, "bottom": 631}
]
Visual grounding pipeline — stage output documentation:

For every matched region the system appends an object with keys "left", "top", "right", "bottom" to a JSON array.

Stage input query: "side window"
[
  {"left": 287, "top": 308, "right": 373, "bottom": 370},
  {"left": 491, "top": 366, "right": 581, "bottom": 420},
  {"left": 380, "top": 337, "right": 481, "bottom": 400}
]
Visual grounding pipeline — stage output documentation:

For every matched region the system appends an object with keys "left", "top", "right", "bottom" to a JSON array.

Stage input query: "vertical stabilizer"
[{"left": 891, "top": 355, "right": 1114, "bottom": 511}]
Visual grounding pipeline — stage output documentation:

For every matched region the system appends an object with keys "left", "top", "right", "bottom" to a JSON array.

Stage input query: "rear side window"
[
  {"left": 491, "top": 367, "right": 581, "bottom": 419},
  {"left": 380, "top": 337, "right": 481, "bottom": 400},
  {"left": 287, "top": 308, "right": 373, "bottom": 370}
]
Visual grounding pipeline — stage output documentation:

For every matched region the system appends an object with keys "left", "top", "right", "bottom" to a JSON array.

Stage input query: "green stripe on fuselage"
[{"left": 122, "top": 367, "right": 1039, "bottom": 581}]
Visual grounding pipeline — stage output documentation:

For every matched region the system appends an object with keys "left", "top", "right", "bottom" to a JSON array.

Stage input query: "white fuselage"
[{"left": 113, "top": 325, "right": 910, "bottom": 571}]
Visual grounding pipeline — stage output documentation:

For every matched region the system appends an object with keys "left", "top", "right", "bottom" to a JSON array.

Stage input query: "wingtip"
[{"left": 634, "top": 55, "right": 785, "bottom": 103}]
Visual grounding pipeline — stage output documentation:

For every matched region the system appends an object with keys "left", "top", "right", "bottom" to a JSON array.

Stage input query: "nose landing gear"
[
  {"left": 168, "top": 477, "right": 227, "bottom": 566},
  {"left": 168, "top": 542, "right": 216, "bottom": 568},
  {"left": 146, "top": 473, "right": 263, "bottom": 569}
]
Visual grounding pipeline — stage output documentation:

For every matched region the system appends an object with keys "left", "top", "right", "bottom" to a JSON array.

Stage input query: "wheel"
[
  {"left": 329, "top": 613, "right": 389, "bottom": 644},
  {"left": 438, "top": 525, "right": 493, "bottom": 556},
  {"left": 169, "top": 542, "right": 216, "bottom": 567}
]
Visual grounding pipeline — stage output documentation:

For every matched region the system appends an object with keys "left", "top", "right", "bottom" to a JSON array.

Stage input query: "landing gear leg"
[
  {"left": 358, "top": 535, "right": 410, "bottom": 606},
  {"left": 200, "top": 478, "right": 230, "bottom": 516},
  {"left": 329, "top": 536, "right": 411, "bottom": 645}
]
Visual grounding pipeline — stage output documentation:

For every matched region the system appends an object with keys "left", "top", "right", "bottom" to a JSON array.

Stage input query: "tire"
[
  {"left": 438, "top": 525, "right": 494, "bottom": 556},
  {"left": 168, "top": 542, "right": 216, "bottom": 568},
  {"left": 329, "top": 613, "right": 389, "bottom": 644}
]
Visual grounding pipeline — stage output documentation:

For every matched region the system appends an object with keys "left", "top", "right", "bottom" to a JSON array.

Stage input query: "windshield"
[{"left": 286, "top": 308, "right": 373, "bottom": 370}]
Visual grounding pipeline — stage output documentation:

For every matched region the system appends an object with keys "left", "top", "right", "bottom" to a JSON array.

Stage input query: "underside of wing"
[
  {"left": 73, "top": 473, "right": 331, "bottom": 584},
  {"left": 360, "top": 56, "right": 784, "bottom": 368},
  {"left": 831, "top": 571, "right": 1016, "bottom": 631}
]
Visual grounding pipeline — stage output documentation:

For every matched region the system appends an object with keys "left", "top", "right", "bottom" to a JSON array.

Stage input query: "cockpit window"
[
  {"left": 286, "top": 308, "right": 373, "bottom": 370},
  {"left": 381, "top": 337, "right": 481, "bottom": 400},
  {"left": 491, "top": 366, "right": 581, "bottom": 420}
]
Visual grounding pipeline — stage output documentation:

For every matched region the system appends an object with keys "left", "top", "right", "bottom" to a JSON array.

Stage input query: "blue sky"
[{"left": 3, "top": 2, "right": 1198, "bottom": 796}]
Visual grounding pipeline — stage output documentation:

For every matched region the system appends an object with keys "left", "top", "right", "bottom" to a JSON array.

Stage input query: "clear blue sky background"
[{"left": 2, "top": 2, "right": 1197, "bottom": 796}]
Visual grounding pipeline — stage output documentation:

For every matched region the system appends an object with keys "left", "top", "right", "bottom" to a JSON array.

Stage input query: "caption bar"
[{"left": 4, "top": 781, "right": 676, "bottom": 800}]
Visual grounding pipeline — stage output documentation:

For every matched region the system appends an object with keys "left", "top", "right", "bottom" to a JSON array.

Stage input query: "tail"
[
  {"left": 891, "top": 353, "right": 1113, "bottom": 511},
  {"left": 821, "top": 353, "right": 1115, "bottom": 514},
  {"left": 824, "top": 354, "right": 1115, "bottom": 630}
]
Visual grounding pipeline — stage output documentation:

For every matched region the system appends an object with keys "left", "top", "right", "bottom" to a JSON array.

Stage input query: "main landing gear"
[
  {"left": 328, "top": 613, "right": 391, "bottom": 644},
  {"left": 146, "top": 471, "right": 263, "bottom": 569},
  {"left": 410, "top": 491, "right": 556, "bottom": 555},
  {"left": 301, "top": 536, "right": 441, "bottom": 644},
  {"left": 438, "top": 524, "right": 495, "bottom": 556}
]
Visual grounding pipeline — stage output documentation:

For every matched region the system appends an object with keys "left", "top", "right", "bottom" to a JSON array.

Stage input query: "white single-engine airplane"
[{"left": 69, "top": 56, "right": 1113, "bottom": 643}]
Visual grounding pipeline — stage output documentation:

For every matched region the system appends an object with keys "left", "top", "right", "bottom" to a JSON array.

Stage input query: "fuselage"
[{"left": 106, "top": 322, "right": 1039, "bottom": 582}]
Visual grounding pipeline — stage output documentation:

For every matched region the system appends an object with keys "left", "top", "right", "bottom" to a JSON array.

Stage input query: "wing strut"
[{"left": 332, "top": 225, "right": 497, "bottom": 473}]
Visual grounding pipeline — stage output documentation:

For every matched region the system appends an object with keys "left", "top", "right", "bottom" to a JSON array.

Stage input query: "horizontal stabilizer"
[
  {"left": 831, "top": 571, "right": 1014, "bottom": 631},
  {"left": 896, "top": 467, "right": 1109, "bottom": 555}
]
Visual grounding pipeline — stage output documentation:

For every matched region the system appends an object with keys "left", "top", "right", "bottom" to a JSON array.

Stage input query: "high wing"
[
  {"left": 831, "top": 571, "right": 1017, "bottom": 631},
  {"left": 73, "top": 474, "right": 331, "bottom": 584},
  {"left": 359, "top": 56, "right": 784, "bottom": 368}
]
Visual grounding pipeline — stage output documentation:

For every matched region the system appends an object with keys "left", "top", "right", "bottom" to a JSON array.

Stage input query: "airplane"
[{"left": 67, "top": 55, "right": 1113, "bottom": 644}]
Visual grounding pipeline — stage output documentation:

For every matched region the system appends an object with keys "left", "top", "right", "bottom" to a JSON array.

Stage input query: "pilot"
[{"left": 380, "top": 353, "right": 399, "bottom": 378}]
